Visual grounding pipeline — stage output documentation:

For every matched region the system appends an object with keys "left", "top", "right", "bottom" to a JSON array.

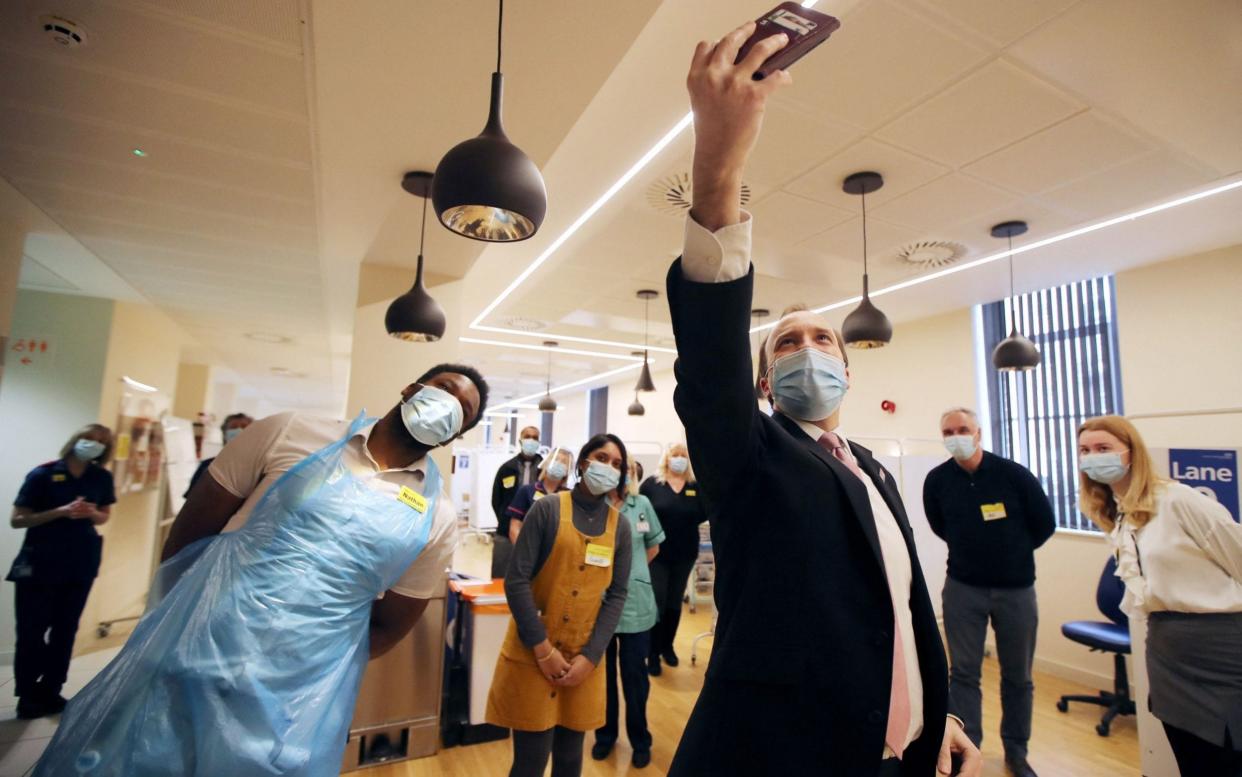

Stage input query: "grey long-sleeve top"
[{"left": 503, "top": 487, "right": 632, "bottom": 664}]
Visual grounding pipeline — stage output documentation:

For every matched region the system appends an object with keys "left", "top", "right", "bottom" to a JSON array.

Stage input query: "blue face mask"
[
  {"left": 944, "top": 435, "right": 977, "bottom": 460},
  {"left": 582, "top": 460, "right": 621, "bottom": 496},
  {"left": 1080, "top": 452, "right": 1129, "bottom": 484},
  {"left": 768, "top": 348, "right": 848, "bottom": 422},
  {"left": 73, "top": 439, "right": 106, "bottom": 461},
  {"left": 668, "top": 456, "right": 689, "bottom": 475},
  {"left": 520, "top": 438, "right": 540, "bottom": 457},
  {"left": 400, "top": 385, "right": 464, "bottom": 446},
  {"left": 546, "top": 459, "right": 569, "bottom": 481},
  {"left": 223, "top": 428, "right": 244, "bottom": 444}
]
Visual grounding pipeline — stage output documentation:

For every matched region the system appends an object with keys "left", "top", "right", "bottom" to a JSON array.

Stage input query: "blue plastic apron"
[{"left": 34, "top": 414, "right": 441, "bottom": 777}]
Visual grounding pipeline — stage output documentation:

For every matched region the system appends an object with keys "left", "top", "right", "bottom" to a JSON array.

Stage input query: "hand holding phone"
[{"left": 735, "top": 2, "right": 841, "bottom": 80}]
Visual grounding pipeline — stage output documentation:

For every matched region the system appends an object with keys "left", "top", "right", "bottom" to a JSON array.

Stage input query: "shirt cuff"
[
  {"left": 680, "top": 210, "right": 752, "bottom": 283},
  {"left": 946, "top": 713, "right": 965, "bottom": 730}
]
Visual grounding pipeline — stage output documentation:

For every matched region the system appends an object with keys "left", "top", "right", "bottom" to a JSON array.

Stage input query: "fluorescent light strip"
[
  {"left": 460, "top": 336, "right": 646, "bottom": 362},
  {"left": 749, "top": 176, "right": 1242, "bottom": 333},
  {"left": 122, "top": 375, "right": 159, "bottom": 393},
  {"left": 471, "top": 325, "right": 678, "bottom": 354},
  {"left": 488, "top": 362, "right": 645, "bottom": 412}
]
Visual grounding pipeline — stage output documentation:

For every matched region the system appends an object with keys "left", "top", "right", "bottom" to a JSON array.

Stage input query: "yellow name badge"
[
  {"left": 51, "top": 474, "right": 67, "bottom": 482},
  {"left": 585, "top": 543, "right": 614, "bottom": 568},
  {"left": 397, "top": 486, "right": 428, "bottom": 514},
  {"left": 685, "top": 489, "right": 697, "bottom": 497},
  {"left": 981, "top": 502, "right": 1008, "bottom": 521},
  {"left": 502, "top": 475, "right": 516, "bottom": 488}
]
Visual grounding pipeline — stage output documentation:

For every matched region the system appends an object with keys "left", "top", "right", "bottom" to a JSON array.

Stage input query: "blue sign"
[{"left": 1169, "top": 448, "right": 1239, "bottom": 523}]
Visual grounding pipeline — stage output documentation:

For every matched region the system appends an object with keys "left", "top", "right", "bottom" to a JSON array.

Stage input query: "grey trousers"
[
  {"left": 943, "top": 577, "right": 1038, "bottom": 760},
  {"left": 491, "top": 535, "right": 513, "bottom": 579}
]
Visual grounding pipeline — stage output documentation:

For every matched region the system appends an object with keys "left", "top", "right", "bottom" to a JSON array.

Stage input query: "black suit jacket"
[
  {"left": 490, "top": 453, "right": 541, "bottom": 535},
  {"left": 666, "top": 260, "right": 948, "bottom": 776}
]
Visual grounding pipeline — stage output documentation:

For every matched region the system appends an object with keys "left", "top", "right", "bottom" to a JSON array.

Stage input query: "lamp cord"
[
  {"left": 418, "top": 193, "right": 427, "bottom": 257},
  {"left": 861, "top": 189, "right": 868, "bottom": 277},
  {"left": 496, "top": 0, "right": 504, "bottom": 73},
  {"left": 1007, "top": 234, "right": 1015, "bottom": 331}
]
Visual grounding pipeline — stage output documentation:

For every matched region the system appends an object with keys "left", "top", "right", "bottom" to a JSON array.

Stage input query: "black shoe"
[
  {"left": 1005, "top": 756, "right": 1038, "bottom": 777},
  {"left": 15, "top": 699, "right": 48, "bottom": 720},
  {"left": 648, "top": 656, "right": 662, "bottom": 676},
  {"left": 591, "top": 740, "right": 613, "bottom": 761},
  {"left": 632, "top": 749, "right": 652, "bottom": 768},
  {"left": 661, "top": 650, "right": 680, "bottom": 668},
  {"left": 45, "top": 694, "right": 68, "bottom": 714}
]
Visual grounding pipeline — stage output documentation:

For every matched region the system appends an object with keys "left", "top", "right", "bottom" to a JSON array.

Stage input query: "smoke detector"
[
  {"left": 646, "top": 171, "right": 751, "bottom": 217},
  {"left": 40, "top": 15, "right": 87, "bottom": 47},
  {"left": 894, "top": 240, "right": 966, "bottom": 269}
]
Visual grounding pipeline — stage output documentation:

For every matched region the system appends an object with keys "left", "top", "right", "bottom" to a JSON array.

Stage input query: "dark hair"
[
  {"left": 519, "top": 426, "right": 540, "bottom": 438},
  {"left": 578, "top": 433, "right": 628, "bottom": 494},
  {"left": 220, "top": 413, "right": 252, "bottom": 438},
  {"left": 415, "top": 363, "right": 490, "bottom": 433},
  {"left": 61, "top": 423, "right": 114, "bottom": 466}
]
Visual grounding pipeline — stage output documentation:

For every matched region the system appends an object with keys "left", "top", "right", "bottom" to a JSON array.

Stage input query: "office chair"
[{"left": 1056, "top": 555, "right": 1136, "bottom": 736}]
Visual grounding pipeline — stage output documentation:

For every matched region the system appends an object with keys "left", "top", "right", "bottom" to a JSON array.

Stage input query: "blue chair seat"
[{"left": 1061, "top": 620, "right": 1131, "bottom": 654}]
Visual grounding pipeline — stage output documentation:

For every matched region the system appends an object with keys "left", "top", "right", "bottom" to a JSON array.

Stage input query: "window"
[{"left": 982, "top": 275, "right": 1124, "bottom": 531}]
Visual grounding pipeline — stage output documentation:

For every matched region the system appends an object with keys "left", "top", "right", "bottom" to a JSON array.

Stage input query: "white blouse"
[{"left": 1111, "top": 481, "right": 1242, "bottom": 617}]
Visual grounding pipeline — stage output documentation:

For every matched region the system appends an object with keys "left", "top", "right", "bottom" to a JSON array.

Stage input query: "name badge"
[
  {"left": 981, "top": 502, "right": 1007, "bottom": 521},
  {"left": 398, "top": 486, "right": 428, "bottom": 514},
  {"left": 51, "top": 474, "right": 66, "bottom": 482},
  {"left": 636, "top": 519, "right": 651, "bottom": 533},
  {"left": 502, "top": 475, "right": 516, "bottom": 488},
  {"left": 533, "top": 491, "right": 546, "bottom": 501},
  {"left": 685, "top": 489, "right": 697, "bottom": 497},
  {"left": 585, "top": 543, "right": 613, "bottom": 567}
]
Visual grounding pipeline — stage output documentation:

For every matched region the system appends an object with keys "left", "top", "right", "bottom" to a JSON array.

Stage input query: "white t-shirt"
[{"left": 207, "top": 411, "right": 458, "bottom": 599}]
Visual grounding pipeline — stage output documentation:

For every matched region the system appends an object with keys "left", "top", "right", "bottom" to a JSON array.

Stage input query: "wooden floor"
[{"left": 364, "top": 606, "right": 1139, "bottom": 777}]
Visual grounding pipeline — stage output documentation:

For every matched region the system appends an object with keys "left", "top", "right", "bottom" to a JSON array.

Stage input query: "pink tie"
[{"left": 819, "top": 432, "right": 912, "bottom": 757}]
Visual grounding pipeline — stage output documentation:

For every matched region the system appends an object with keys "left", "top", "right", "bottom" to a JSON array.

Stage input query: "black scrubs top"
[
  {"left": 640, "top": 477, "right": 707, "bottom": 563},
  {"left": 8, "top": 458, "right": 116, "bottom": 584}
]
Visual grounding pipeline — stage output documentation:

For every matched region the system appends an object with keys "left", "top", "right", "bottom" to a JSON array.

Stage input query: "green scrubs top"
[{"left": 615, "top": 493, "right": 665, "bottom": 634}]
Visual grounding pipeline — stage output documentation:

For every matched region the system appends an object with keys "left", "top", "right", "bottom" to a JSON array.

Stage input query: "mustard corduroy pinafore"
[{"left": 486, "top": 491, "right": 620, "bottom": 732}]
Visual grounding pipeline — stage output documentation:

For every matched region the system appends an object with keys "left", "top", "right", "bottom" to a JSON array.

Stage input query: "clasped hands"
[
  {"left": 62, "top": 497, "right": 104, "bottom": 523},
  {"left": 533, "top": 641, "right": 594, "bottom": 687}
]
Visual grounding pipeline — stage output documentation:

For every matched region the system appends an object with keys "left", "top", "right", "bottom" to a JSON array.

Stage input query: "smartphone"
[{"left": 735, "top": 2, "right": 841, "bottom": 80}]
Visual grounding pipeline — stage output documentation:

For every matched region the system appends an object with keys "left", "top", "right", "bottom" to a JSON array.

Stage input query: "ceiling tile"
[
  {"left": 750, "top": 191, "right": 855, "bottom": 247},
  {"left": 779, "top": 0, "right": 991, "bottom": 130},
  {"left": 964, "top": 110, "right": 1154, "bottom": 194},
  {"left": 907, "top": 0, "right": 1081, "bottom": 48},
  {"left": 784, "top": 138, "right": 950, "bottom": 209},
  {"left": 875, "top": 59, "right": 1085, "bottom": 167},
  {"left": 1033, "top": 151, "right": 1211, "bottom": 217},
  {"left": 796, "top": 216, "right": 922, "bottom": 267},
  {"left": 871, "top": 173, "right": 1018, "bottom": 232},
  {"left": 746, "top": 100, "right": 863, "bottom": 188}
]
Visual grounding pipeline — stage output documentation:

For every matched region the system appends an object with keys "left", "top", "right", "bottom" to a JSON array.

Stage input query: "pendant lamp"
[
  {"left": 386, "top": 171, "right": 447, "bottom": 341},
  {"left": 990, "top": 221, "right": 1041, "bottom": 372},
  {"left": 841, "top": 171, "right": 892, "bottom": 349},
  {"left": 635, "top": 289, "right": 658, "bottom": 392},
  {"left": 751, "top": 307, "right": 770, "bottom": 399},
  {"left": 627, "top": 393, "right": 645, "bottom": 416},
  {"left": 432, "top": 0, "right": 545, "bottom": 242},
  {"left": 538, "top": 341, "right": 558, "bottom": 412}
]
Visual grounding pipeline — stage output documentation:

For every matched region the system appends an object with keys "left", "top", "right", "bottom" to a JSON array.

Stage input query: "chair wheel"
[
  {"left": 1096, "top": 723, "right": 1110, "bottom": 737},
  {"left": 1056, "top": 699, "right": 1068, "bottom": 713}
]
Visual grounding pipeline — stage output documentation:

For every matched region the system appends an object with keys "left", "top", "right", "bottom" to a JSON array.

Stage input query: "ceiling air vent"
[
  {"left": 500, "top": 316, "right": 546, "bottom": 331},
  {"left": 40, "top": 15, "right": 87, "bottom": 47},
  {"left": 894, "top": 240, "right": 966, "bottom": 270},
  {"left": 646, "top": 171, "right": 751, "bottom": 217}
]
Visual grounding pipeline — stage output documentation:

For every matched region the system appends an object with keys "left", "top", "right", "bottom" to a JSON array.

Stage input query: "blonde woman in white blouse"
[{"left": 1077, "top": 415, "right": 1242, "bottom": 777}]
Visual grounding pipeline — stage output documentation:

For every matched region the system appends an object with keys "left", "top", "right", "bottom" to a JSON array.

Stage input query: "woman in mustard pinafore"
[{"left": 487, "top": 434, "right": 634, "bottom": 777}]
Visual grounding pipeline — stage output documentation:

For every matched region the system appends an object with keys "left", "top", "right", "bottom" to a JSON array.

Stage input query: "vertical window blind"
[{"left": 982, "top": 275, "right": 1124, "bottom": 531}]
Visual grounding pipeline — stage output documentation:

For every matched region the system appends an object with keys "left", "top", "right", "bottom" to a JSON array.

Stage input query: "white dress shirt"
[
  {"left": 208, "top": 412, "right": 458, "bottom": 599},
  {"left": 682, "top": 213, "right": 924, "bottom": 753},
  {"left": 1112, "top": 480, "right": 1242, "bottom": 617}
]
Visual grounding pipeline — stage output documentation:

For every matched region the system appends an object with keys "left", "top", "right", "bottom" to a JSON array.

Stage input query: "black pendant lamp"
[
  {"left": 751, "top": 307, "right": 770, "bottom": 399},
  {"left": 990, "top": 221, "right": 1041, "bottom": 371},
  {"left": 634, "top": 289, "right": 658, "bottom": 392},
  {"left": 841, "top": 171, "right": 892, "bottom": 349},
  {"left": 432, "top": 0, "right": 545, "bottom": 242},
  {"left": 386, "top": 171, "right": 447, "bottom": 341},
  {"left": 627, "top": 393, "right": 645, "bottom": 416},
  {"left": 538, "top": 341, "right": 558, "bottom": 412}
]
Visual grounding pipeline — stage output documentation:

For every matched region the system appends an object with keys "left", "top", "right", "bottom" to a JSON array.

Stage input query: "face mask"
[
  {"left": 668, "top": 456, "right": 689, "bottom": 475},
  {"left": 400, "top": 384, "right": 463, "bottom": 446},
  {"left": 943, "top": 435, "right": 977, "bottom": 460},
  {"left": 546, "top": 460, "right": 568, "bottom": 481},
  {"left": 582, "top": 460, "right": 621, "bottom": 496},
  {"left": 520, "top": 438, "right": 540, "bottom": 457},
  {"left": 1080, "top": 452, "right": 1129, "bottom": 484},
  {"left": 223, "top": 428, "right": 244, "bottom": 444},
  {"left": 768, "top": 348, "right": 848, "bottom": 422},
  {"left": 74, "top": 439, "right": 106, "bottom": 461}
]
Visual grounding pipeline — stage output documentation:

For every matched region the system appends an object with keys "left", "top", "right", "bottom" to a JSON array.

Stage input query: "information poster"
[{"left": 1168, "top": 448, "right": 1239, "bottom": 522}]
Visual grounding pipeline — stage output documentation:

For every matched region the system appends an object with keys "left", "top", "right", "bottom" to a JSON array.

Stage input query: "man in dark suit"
[
  {"left": 665, "top": 24, "right": 981, "bottom": 777},
  {"left": 489, "top": 425, "right": 542, "bottom": 578}
]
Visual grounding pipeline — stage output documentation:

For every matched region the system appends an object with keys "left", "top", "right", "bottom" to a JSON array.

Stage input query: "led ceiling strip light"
[
  {"left": 487, "top": 361, "right": 646, "bottom": 413},
  {"left": 459, "top": 336, "right": 647, "bottom": 361}
]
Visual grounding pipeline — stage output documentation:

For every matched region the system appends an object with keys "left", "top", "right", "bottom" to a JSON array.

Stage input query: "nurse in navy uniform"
[{"left": 7, "top": 424, "right": 115, "bottom": 720}]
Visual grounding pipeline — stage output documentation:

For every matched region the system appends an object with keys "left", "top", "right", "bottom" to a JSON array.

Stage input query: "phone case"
[{"left": 735, "top": 2, "right": 841, "bottom": 80}]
